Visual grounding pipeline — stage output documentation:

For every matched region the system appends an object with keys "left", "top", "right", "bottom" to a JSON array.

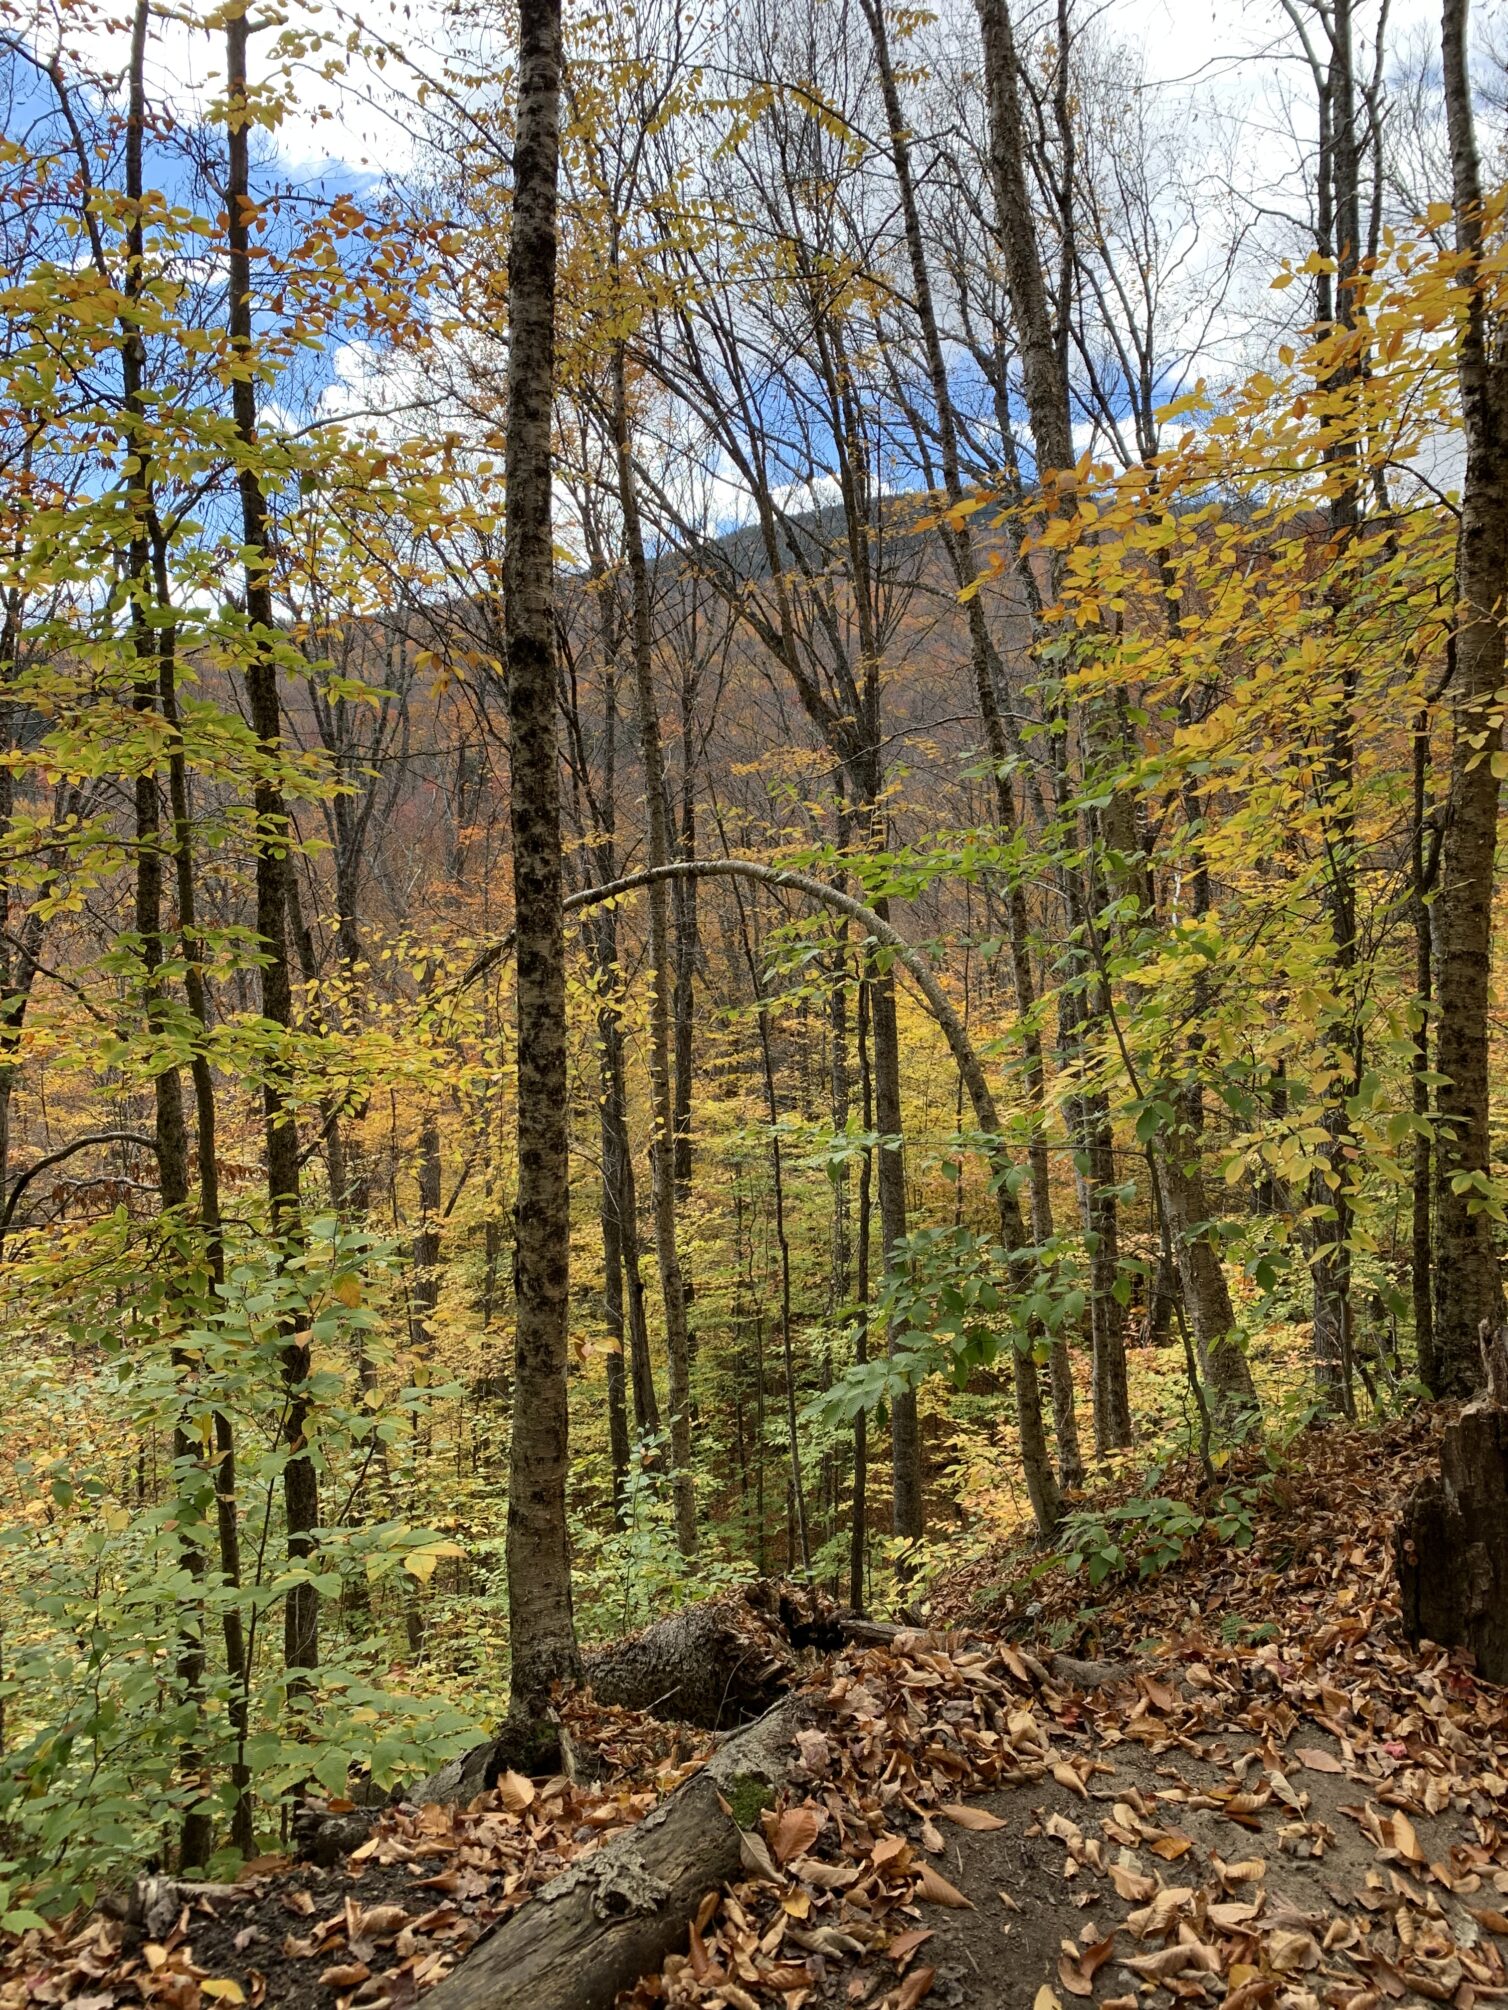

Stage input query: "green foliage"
[
  {"left": 806, "top": 1224, "right": 1087, "bottom": 1427},
  {"left": 569, "top": 1447, "right": 750, "bottom": 1643},
  {"left": 1057, "top": 1480, "right": 1263, "bottom": 1588},
  {"left": 0, "top": 1217, "right": 481, "bottom": 1911}
]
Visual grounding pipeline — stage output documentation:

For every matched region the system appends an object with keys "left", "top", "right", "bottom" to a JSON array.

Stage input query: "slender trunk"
[
  {"left": 731, "top": 882, "right": 810, "bottom": 1571},
  {"left": 410, "top": 1113, "right": 442, "bottom": 1352},
  {"left": 502, "top": 0, "right": 582, "bottom": 1721},
  {"left": 671, "top": 668, "right": 697, "bottom": 1200},
  {"left": 862, "top": 0, "right": 1082, "bottom": 1488},
  {"left": 224, "top": 10, "right": 318, "bottom": 1683},
  {"left": 1413, "top": 712, "right": 1438, "bottom": 1391},
  {"left": 612, "top": 337, "right": 696, "bottom": 1553},
  {"left": 974, "top": 0, "right": 1129, "bottom": 1457},
  {"left": 1433, "top": 0, "right": 1507, "bottom": 1390},
  {"left": 122, "top": 10, "right": 210, "bottom": 1863},
  {"left": 851, "top": 979, "right": 874, "bottom": 1611}
]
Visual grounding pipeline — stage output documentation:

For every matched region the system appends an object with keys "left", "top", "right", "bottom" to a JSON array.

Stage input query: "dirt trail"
[{"left": 827, "top": 1722, "right": 1504, "bottom": 2008}]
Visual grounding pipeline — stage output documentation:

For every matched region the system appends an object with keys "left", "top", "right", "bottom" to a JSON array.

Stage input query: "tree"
[
  {"left": 503, "top": 0, "right": 583, "bottom": 1724},
  {"left": 1432, "top": 0, "right": 1508, "bottom": 1391}
]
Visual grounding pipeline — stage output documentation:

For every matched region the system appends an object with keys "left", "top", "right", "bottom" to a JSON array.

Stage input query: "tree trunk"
[
  {"left": 501, "top": 0, "right": 582, "bottom": 1723},
  {"left": 410, "top": 1112, "right": 442, "bottom": 1352},
  {"left": 861, "top": 0, "right": 1082, "bottom": 1492},
  {"left": 1413, "top": 711, "right": 1438, "bottom": 1393},
  {"left": 1161, "top": 1093, "right": 1258, "bottom": 1409},
  {"left": 225, "top": 9, "right": 319, "bottom": 1685},
  {"left": 1433, "top": 0, "right": 1508, "bottom": 1393},
  {"left": 613, "top": 339, "right": 697, "bottom": 1555},
  {"left": 1397, "top": 1337, "right": 1508, "bottom": 1678},
  {"left": 973, "top": 0, "right": 1130, "bottom": 1464}
]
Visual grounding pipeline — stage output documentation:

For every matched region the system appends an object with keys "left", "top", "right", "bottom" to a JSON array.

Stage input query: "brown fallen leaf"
[
  {"left": 939, "top": 1802, "right": 1007, "bottom": 1832},
  {"left": 915, "top": 1863, "right": 973, "bottom": 1909},
  {"left": 1296, "top": 1746, "right": 1345, "bottom": 1775},
  {"left": 1266, "top": 1929, "right": 1322, "bottom": 1973},
  {"left": 896, "top": 1967, "right": 936, "bottom": 2010},
  {"left": 736, "top": 1825, "right": 782, "bottom": 1884},
  {"left": 319, "top": 1964, "right": 371, "bottom": 1989},
  {"left": 768, "top": 1804, "right": 822, "bottom": 1866},
  {"left": 1213, "top": 1856, "right": 1267, "bottom": 1889},
  {"left": 1208, "top": 1899, "right": 1263, "bottom": 1930},
  {"left": 1391, "top": 1811, "right": 1425, "bottom": 1864},
  {"left": 1469, "top": 1908, "right": 1508, "bottom": 1936},
  {"left": 355, "top": 1905, "right": 409, "bottom": 1942},
  {"left": 1127, "top": 1887, "right": 1195, "bottom": 1940},
  {"left": 887, "top": 1928, "right": 935, "bottom": 1963},
  {"left": 1107, "top": 1862, "right": 1156, "bottom": 1902},
  {"left": 1053, "top": 1762, "right": 1088, "bottom": 1799},
  {"left": 1033, "top": 1988, "right": 1064, "bottom": 2010},
  {"left": 794, "top": 1729, "right": 832, "bottom": 1777},
  {"left": 1058, "top": 1952, "right": 1095, "bottom": 1997},
  {"left": 1060, "top": 1929, "right": 1119, "bottom": 1995},
  {"left": 1119, "top": 1945, "right": 1205, "bottom": 1979},
  {"left": 1148, "top": 1831, "right": 1195, "bottom": 1862},
  {"left": 494, "top": 1769, "right": 535, "bottom": 1813}
]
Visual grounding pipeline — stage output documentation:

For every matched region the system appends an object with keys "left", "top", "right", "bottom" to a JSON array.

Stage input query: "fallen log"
[
  {"left": 580, "top": 1578, "right": 853, "bottom": 1727},
  {"left": 412, "top": 1583, "right": 848, "bottom": 1809},
  {"left": 419, "top": 1696, "right": 803, "bottom": 2010}
]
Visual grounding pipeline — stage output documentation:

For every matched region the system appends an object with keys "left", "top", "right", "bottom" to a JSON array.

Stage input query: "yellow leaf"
[
  {"left": 332, "top": 1272, "right": 362, "bottom": 1308},
  {"left": 203, "top": 1984, "right": 246, "bottom": 2004},
  {"left": 1391, "top": 1810, "right": 1424, "bottom": 1863}
]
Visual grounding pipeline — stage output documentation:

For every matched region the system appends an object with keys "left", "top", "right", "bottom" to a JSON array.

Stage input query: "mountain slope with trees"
[{"left": 0, "top": 0, "right": 1505, "bottom": 1999}]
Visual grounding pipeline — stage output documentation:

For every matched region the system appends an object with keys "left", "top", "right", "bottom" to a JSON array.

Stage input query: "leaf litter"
[{"left": 6, "top": 1413, "right": 1508, "bottom": 2010}]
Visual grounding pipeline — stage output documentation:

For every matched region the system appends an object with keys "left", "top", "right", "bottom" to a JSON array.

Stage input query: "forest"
[{"left": 1, "top": 0, "right": 1507, "bottom": 2000}]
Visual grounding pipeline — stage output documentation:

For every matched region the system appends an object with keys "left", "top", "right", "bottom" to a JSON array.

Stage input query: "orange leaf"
[
  {"left": 769, "top": 1805, "right": 822, "bottom": 1866},
  {"left": 897, "top": 1966, "right": 937, "bottom": 2009},
  {"left": 915, "top": 1863, "right": 974, "bottom": 1909},
  {"left": 888, "top": 1927, "right": 935, "bottom": 1962}
]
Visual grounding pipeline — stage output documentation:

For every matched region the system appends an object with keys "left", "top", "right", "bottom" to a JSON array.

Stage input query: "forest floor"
[{"left": 7, "top": 1408, "right": 1507, "bottom": 2010}]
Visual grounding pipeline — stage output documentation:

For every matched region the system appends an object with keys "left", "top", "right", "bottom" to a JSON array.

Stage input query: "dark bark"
[
  {"left": 410, "top": 1113, "right": 442, "bottom": 1352},
  {"left": 851, "top": 975, "right": 873, "bottom": 1611},
  {"left": 1433, "top": 0, "right": 1508, "bottom": 1391},
  {"left": 1413, "top": 711, "right": 1439, "bottom": 1392},
  {"left": 580, "top": 1583, "right": 835, "bottom": 1728},
  {"left": 973, "top": 0, "right": 1129, "bottom": 1459},
  {"left": 502, "top": 0, "right": 582, "bottom": 1722},
  {"left": 225, "top": 8, "right": 318, "bottom": 1683},
  {"left": 728, "top": 876, "right": 810, "bottom": 1572},
  {"left": 1397, "top": 1344, "right": 1508, "bottom": 1678}
]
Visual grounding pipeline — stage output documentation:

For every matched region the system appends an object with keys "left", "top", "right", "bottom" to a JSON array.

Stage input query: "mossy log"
[{"left": 419, "top": 1698, "right": 801, "bottom": 2010}]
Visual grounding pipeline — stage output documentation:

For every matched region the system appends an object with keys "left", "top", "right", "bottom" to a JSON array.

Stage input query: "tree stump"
[{"left": 1397, "top": 1353, "right": 1508, "bottom": 1681}]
